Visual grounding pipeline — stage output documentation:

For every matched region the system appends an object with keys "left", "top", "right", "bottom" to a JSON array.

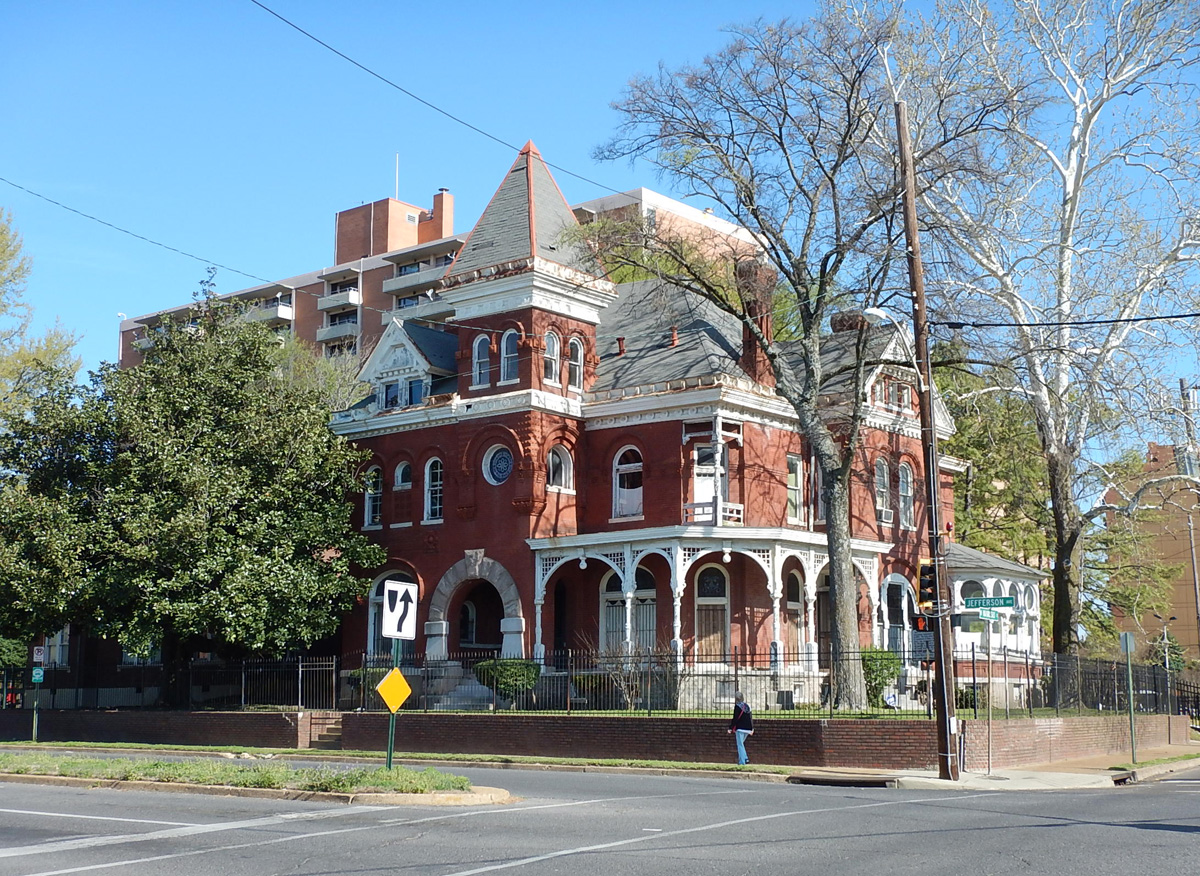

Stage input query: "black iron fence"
[{"left": 2, "top": 647, "right": 1192, "bottom": 718}]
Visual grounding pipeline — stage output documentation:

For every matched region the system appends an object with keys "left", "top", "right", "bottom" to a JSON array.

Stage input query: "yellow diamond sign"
[{"left": 375, "top": 667, "right": 412, "bottom": 714}]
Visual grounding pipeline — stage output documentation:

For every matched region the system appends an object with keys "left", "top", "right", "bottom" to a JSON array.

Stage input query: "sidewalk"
[{"left": 877, "top": 741, "right": 1200, "bottom": 790}]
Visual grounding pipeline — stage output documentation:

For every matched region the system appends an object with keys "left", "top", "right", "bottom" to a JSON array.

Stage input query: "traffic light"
[{"left": 918, "top": 562, "right": 937, "bottom": 614}]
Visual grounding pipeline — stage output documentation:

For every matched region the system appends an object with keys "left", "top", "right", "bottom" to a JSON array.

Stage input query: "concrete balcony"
[
  {"left": 132, "top": 336, "right": 155, "bottom": 351},
  {"left": 317, "top": 288, "right": 361, "bottom": 313},
  {"left": 380, "top": 295, "right": 454, "bottom": 325},
  {"left": 245, "top": 302, "right": 294, "bottom": 327},
  {"left": 382, "top": 265, "right": 444, "bottom": 297},
  {"left": 316, "top": 322, "right": 360, "bottom": 344}
]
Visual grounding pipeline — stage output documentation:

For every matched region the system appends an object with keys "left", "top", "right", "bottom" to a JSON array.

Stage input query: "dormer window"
[
  {"left": 886, "top": 382, "right": 911, "bottom": 409},
  {"left": 383, "top": 382, "right": 400, "bottom": 409},
  {"left": 407, "top": 378, "right": 425, "bottom": 406}
]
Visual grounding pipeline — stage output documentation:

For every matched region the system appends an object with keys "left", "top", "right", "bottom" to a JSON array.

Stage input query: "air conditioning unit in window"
[{"left": 877, "top": 508, "right": 894, "bottom": 524}]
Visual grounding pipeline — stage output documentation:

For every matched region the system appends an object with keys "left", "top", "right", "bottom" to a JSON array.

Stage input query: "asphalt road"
[{"left": 1, "top": 764, "right": 1198, "bottom": 876}]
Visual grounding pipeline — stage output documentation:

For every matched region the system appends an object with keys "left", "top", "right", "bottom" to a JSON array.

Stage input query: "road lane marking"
[
  {"left": 0, "top": 805, "right": 390, "bottom": 860},
  {"left": 439, "top": 793, "right": 1001, "bottom": 876},
  {"left": 0, "top": 808, "right": 195, "bottom": 827},
  {"left": 17, "top": 791, "right": 1000, "bottom": 876}
]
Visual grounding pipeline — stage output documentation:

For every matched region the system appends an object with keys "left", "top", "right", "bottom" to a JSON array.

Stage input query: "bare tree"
[
  {"left": 586, "top": 5, "right": 1010, "bottom": 708},
  {"left": 906, "top": 0, "right": 1200, "bottom": 653}
]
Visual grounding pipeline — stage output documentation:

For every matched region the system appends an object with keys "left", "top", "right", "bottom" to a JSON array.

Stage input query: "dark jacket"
[{"left": 729, "top": 701, "right": 753, "bottom": 731}]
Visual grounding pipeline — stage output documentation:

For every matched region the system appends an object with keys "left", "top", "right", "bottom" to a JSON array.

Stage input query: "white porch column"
[
  {"left": 533, "top": 599, "right": 545, "bottom": 661},
  {"left": 670, "top": 544, "right": 685, "bottom": 654},
  {"left": 769, "top": 546, "right": 784, "bottom": 667}
]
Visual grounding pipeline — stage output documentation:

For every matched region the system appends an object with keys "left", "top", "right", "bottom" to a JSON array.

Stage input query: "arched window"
[
  {"left": 459, "top": 601, "right": 477, "bottom": 645},
  {"left": 567, "top": 338, "right": 584, "bottom": 391},
  {"left": 633, "top": 566, "right": 656, "bottom": 652},
  {"left": 898, "top": 463, "right": 915, "bottom": 529},
  {"left": 785, "top": 571, "right": 804, "bottom": 652},
  {"left": 695, "top": 565, "right": 729, "bottom": 658},
  {"left": 961, "top": 580, "right": 986, "bottom": 602},
  {"left": 364, "top": 467, "right": 382, "bottom": 527},
  {"left": 393, "top": 462, "right": 412, "bottom": 491},
  {"left": 500, "top": 330, "right": 519, "bottom": 382},
  {"left": 471, "top": 335, "right": 491, "bottom": 387},
  {"left": 368, "top": 573, "right": 416, "bottom": 656},
  {"left": 543, "top": 332, "right": 561, "bottom": 384},
  {"left": 612, "top": 446, "right": 644, "bottom": 518},
  {"left": 424, "top": 458, "right": 444, "bottom": 522},
  {"left": 874, "top": 458, "right": 892, "bottom": 522},
  {"left": 547, "top": 445, "right": 574, "bottom": 491},
  {"left": 601, "top": 571, "right": 626, "bottom": 653}
]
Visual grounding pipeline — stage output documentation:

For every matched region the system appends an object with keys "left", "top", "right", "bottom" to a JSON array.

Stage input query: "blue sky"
[{"left": 2, "top": 1, "right": 802, "bottom": 376}]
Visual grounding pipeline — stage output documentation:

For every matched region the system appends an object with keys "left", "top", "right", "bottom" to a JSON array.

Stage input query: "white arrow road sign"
[{"left": 381, "top": 580, "right": 419, "bottom": 640}]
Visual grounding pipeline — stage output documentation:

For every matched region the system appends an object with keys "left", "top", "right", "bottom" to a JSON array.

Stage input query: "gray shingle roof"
[
  {"left": 445, "top": 141, "right": 599, "bottom": 279},
  {"left": 403, "top": 322, "right": 456, "bottom": 374},
  {"left": 946, "top": 541, "right": 1048, "bottom": 580}
]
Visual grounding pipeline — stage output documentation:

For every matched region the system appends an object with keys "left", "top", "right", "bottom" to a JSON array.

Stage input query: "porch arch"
[{"left": 427, "top": 551, "right": 524, "bottom": 658}]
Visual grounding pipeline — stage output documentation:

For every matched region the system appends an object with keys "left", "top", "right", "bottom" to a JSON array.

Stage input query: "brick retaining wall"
[
  {"left": 341, "top": 713, "right": 941, "bottom": 769},
  {"left": 0, "top": 710, "right": 307, "bottom": 748},
  {"left": 960, "top": 714, "right": 1190, "bottom": 770}
]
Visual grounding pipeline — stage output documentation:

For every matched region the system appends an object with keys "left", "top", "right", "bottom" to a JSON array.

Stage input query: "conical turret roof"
[{"left": 445, "top": 141, "right": 601, "bottom": 281}]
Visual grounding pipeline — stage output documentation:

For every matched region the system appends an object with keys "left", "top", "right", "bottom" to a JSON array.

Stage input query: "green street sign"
[
  {"left": 31, "top": 668, "right": 44, "bottom": 684},
  {"left": 978, "top": 608, "right": 1000, "bottom": 621},
  {"left": 965, "top": 597, "right": 1015, "bottom": 609}
]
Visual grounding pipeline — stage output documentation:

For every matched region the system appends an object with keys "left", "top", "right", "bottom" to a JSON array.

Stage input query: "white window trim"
[
  {"left": 394, "top": 462, "right": 413, "bottom": 491},
  {"left": 423, "top": 458, "right": 444, "bottom": 523},
  {"left": 364, "top": 466, "right": 383, "bottom": 529},
  {"left": 612, "top": 444, "right": 644, "bottom": 520},
  {"left": 546, "top": 445, "right": 575, "bottom": 494},
  {"left": 483, "top": 444, "right": 515, "bottom": 486},
  {"left": 898, "top": 462, "right": 915, "bottom": 530},
  {"left": 500, "top": 329, "right": 519, "bottom": 383},
  {"left": 693, "top": 563, "right": 731, "bottom": 657},
  {"left": 471, "top": 335, "right": 491, "bottom": 389},
  {"left": 567, "top": 338, "right": 584, "bottom": 392},
  {"left": 786, "top": 454, "right": 804, "bottom": 524},
  {"left": 543, "top": 331, "right": 562, "bottom": 386}
]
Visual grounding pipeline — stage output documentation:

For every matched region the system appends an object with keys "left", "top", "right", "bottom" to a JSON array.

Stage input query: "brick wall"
[
  {"left": 342, "top": 714, "right": 941, "bottom": 769},
  {"left": 0, "top": 711, "right": 306, "bottom": 748},
  {"left": 960, "top": 715, "right": 1190, "bottom": 770}
]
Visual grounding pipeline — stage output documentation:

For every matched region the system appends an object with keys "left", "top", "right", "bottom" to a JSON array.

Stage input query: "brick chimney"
[
  {"left": 738, "top": 261, "right": 775, "bottom": 387},
  {"left": 830, "top": 311, "right": 868, "bottom": 333}
]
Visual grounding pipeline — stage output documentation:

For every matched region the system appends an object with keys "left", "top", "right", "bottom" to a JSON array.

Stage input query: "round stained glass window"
[{"left": 485, "top": 445, "right": 514, "bottom": 485}]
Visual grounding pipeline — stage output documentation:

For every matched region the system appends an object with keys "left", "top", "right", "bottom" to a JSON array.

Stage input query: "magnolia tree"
[
  {"left": 584, "top": 5, "right": 1012, "bottom": 708},
  {"left": 903, "top": 0, "right": 1200, "bottom": 653}
]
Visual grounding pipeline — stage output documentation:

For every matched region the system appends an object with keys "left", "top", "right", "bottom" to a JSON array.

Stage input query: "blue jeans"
[{"left": 735, "top": 729, "right": 752, "bottom": 764}]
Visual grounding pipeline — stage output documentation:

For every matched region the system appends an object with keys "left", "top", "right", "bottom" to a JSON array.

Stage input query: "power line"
[
  {"left": 246, "top": 0, "right": 624, "bottom": 197},
  {"left": 0, "top": 175, "right": 272, "bottom": 284},
  {"left": 935, "top": 311, "right": 1200, "bottom": 330}
]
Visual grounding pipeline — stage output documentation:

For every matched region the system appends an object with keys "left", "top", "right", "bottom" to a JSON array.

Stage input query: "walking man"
[{"left": 727, "top": 691, "right": 754, "bottom": 765}]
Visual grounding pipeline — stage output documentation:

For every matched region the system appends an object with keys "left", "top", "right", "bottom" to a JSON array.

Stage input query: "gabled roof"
[
  {"left": 445, "top": 141, "right": 600, "bottom": 280},
  {"left": 358, "top": 318, "right": 456, "bottom": 385},
  {"left": 946, "top": 541, "right": 1048, "bottom": 580}
]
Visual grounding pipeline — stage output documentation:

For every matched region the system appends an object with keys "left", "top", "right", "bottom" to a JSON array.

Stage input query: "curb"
[{"left": 0, "top": 773, "right": 513, "bottom": 805}]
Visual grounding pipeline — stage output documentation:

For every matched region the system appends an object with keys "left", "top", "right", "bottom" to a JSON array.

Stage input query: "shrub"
[
  {"left": 860, "top": 647, "right": 903, "bottom": 708},
  {"left": 473, "top": 659, "right": 541, "bottom": 702}
]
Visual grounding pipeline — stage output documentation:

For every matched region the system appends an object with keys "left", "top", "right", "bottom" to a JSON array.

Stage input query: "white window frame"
[
  {"left": 812, "top": 456, "right": 826, "bottom": 523},
  {"left": 547, "top": 445, "right": 574, "bottom": 493},
  {"left": 482, "top": 444, "right": 515, "bottom": 486},
  {"left": 898, "top": 462, "right": 915, "bottom": 529},
  {"left": 786, "top": 454, "right": 804, "bottom": 524},
  {"left": 424, "top": 458, "right": 444, "bottom": 523},
  {"left": 394, "top": 461, "right": 412, "bottom": 490},
  {"left": 500, "top": 329, "right": 519, "bottom": 383},
  {"left": 364, "top": 466, "right": 383, "bottom": 528},
  {"left": 382, "top": 382, "right": 400, "bottom": 409},
  {"left": 45, "top": 625, "right": 70, "bottom": 666},
  {"left": 471, "top": 335, "right": 491, "bottom": 388},
  {"left": 612, "top": 445, "right": 644, "bottom": 520},
  {"left": 875, "top": 458, "right": 893, "bottom": 523},
  {"left": 567, "top": 338, "right": 584, "bottom": 391},
  {"left": 543, "top": 331, "right": 561, "bottom": 385},
  {"left": 600, "top": 570, "right": 627, "bottom": 654},
  {"left": 406, "top": 377, "right": 425, "bottom": 406}
]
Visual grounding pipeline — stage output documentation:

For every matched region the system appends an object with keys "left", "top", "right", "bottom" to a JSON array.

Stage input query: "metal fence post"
[{"left": 972, "top": 644, "right": 978, "bottom": 719}]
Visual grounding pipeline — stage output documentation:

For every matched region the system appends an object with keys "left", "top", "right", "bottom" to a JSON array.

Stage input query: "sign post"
[
  {"left": 378, "top": 580, "right": 418, "bottom": 769},
  {"left": 1121, "top": 631, "right": 1137, "bottom": 764},
  {"left": 31, "top": 648, "right": 44, "bottom": 743}
]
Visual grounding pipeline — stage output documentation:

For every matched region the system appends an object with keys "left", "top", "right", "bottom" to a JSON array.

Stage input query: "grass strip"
[{"left": 0, "top": 752, "right": 470, "bottom": 793}]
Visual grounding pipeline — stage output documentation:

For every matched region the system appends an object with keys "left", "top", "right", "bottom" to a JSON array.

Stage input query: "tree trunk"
[
  {"left": 825, "top": 473, "right": 868, "bottom": 709},
  {"left": 1047, "top": 452, "right": 1083, "bottom": 655}
]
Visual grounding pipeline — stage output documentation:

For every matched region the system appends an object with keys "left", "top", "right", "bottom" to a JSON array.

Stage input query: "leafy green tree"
[
  {"left": 0, "top": 291, "right": 385, "bottom": 667},
  {"left": 0, "top": 637, "right": 25, "bottom": 667},
  {"left": 0, "top": 208, "right": 78, "bottom": 429}
]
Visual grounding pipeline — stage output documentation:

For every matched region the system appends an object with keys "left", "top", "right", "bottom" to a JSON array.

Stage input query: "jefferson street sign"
[{"left": 965, "top": 597, "right": 1015, "bottom": 609}]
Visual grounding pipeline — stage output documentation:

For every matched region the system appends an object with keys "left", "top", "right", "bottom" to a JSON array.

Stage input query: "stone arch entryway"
[{"left": 426, "top": 550, "right": 525, "bottom": 658}]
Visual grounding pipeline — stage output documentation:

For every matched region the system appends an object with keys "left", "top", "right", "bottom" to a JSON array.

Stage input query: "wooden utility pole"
[{"left": 894, "top": 100, "right": 959, "bottom": 781}]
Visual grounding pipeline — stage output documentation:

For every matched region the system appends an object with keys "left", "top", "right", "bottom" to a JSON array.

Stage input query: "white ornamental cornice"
[
  {"left": 584, "top": 382, "right": 798, "bottom": 433},
  {"left": 330, "top": 389, "right": 583, "bottom": 439},
  {"left": 442, "top": 263, "right": 615, "bottom": 325}
]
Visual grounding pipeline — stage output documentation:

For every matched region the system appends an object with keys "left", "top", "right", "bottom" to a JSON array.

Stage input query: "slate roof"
[
  {"left": 403, "top": 321, "right": 456, "bottom": 374},
  {"left": 592, "top": 279, "right": 905, "bottom": 399},
  {"left": 445, "top": 141, "right": 600, "bottom": 280},
  {"left": 946, "top": 541, "right": 1048, "bottom": 580},
  {"left": 592, "top": 280, "right": 747, "bottom": 392}
]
